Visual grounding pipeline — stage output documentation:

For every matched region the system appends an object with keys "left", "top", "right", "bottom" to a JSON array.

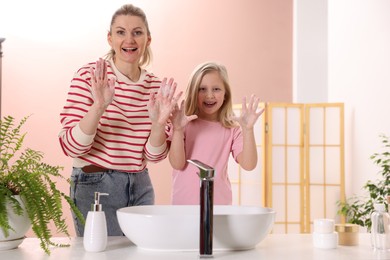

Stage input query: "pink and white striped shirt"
[{"left": 58, "top": 59, "right": 168, "bottom": 172}]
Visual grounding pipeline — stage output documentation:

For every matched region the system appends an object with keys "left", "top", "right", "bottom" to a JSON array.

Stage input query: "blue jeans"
[{"left": 70, "top": 167, "right": 155, "bottom": 236}]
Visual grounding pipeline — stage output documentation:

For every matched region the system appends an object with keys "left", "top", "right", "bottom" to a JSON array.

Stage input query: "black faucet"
[{"left": 187, "top": 159, "right": 214, "bottom": 258}]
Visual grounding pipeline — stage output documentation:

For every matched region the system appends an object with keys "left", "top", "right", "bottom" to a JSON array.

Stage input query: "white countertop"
[{"left": 1, "top": 233, "right": 390, "bottom": 259}]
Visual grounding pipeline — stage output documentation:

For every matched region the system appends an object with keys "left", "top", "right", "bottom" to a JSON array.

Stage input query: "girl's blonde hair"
[
  {"left": 106, "top": 4, "right": 152, "bottom": 68},
  {"left": 185, "top": 61, "right": 237, "bottom": 128}
]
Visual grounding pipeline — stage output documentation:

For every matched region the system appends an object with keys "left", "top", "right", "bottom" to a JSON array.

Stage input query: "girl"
[
  {"left": 169, "top": 61, "right": 264, "bottom": 205},
  {"left": 58, "top": 4, "right": 181, "bottom": 236}
]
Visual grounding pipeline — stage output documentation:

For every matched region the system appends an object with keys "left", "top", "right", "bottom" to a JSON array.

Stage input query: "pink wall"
[{"left": 1, "top": 0, "right": 292, "bottom": 236}]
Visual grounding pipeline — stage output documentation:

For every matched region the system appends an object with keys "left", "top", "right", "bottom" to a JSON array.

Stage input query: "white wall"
[
  {"left": 294, "top": 0, "right": 328, "bottom": 103},
  {"left": 328, "top": 0, "right": 390, "bottom": 198},
  {"left": 295, "top": 0, "right": 390, "bottom": 200}
]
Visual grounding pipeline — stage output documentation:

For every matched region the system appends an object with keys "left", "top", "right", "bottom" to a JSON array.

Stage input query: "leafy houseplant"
[
  {"left": 0, "top": 115, "right": 84, "bottom": 254},
  {"left": 337, "top": 134, "right": 390, "bottom": 232}
]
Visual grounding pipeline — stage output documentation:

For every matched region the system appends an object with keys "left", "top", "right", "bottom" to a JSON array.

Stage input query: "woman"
[{"left": 58, "top": 4, "right": 181, "bottom": 236}]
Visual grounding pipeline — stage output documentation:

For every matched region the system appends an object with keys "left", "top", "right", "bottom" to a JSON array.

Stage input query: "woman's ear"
[
  {"left": 147, "top": 35, "right": 152, "bottom": 46},
  {"left": 107, "top": 31, "right": 112, "bottom": 47}
]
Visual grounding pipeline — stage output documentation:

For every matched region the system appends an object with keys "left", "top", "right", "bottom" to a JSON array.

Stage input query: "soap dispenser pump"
[{"left": 83, "top": 192, "right": 109, "bottom": 252}]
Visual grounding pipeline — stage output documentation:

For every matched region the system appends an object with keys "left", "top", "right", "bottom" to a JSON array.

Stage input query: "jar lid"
[
  {"left": 313, "top": 219, "right": 335, "bottom": 233},
  {"left": 335, "top": 223, "right": 359, "bottom": 233}
]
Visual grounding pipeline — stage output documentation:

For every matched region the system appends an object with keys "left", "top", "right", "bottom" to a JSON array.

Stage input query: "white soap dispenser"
[{"left": 83, "top": 192, "right": 109, "bottom": 252}]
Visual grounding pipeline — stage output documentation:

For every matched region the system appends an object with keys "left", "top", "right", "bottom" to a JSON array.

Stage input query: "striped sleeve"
[
  {"left": 144, "top": 140, "right": 169, "bottom": 163},
  {"left": 143, "top": 122, "right": 172, "bottom": 162},
  {"left": 58, "top": 63, "right": 96, "bottom": 157}
]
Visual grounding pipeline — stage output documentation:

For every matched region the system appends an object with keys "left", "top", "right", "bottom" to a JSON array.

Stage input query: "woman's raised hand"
[
  {"left": 148, "top": 77, "right": 183, "bottom": 125},
  {"left": 90, "top": 58, "right": 115, "bottom": 110}
]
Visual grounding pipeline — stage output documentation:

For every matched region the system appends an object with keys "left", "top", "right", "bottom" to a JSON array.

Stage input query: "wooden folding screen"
[{"left": 229, "top": 103, "right": 345, "bottom": 233}]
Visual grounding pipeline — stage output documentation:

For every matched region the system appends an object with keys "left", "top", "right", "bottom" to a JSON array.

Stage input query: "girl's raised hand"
[
  {"left": 235, "top": 94, "right": 264, "bottom": 130},
  {"left": 171, "top": 100, "right": 198, "bottom": 131}
]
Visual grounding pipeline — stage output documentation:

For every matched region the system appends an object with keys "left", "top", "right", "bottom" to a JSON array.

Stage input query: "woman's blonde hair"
[
  {"left": 185, "top": 61, "right": 237, "bottom": 128},
  {"left": 105, "top": 4, "right": 152, "bottom": 68}
]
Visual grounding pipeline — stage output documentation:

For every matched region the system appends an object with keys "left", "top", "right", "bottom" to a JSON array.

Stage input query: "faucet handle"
[{"left": 187, "top": 159, "right": 215, "bottom": 179}]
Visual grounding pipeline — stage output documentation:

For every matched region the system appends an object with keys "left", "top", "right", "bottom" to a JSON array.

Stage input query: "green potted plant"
[
  {"left": 337, "top": 134, "right": 390, "bottom": 232},
  {"left": 0, "top": 115, "right": 84, "bottom": 254}
]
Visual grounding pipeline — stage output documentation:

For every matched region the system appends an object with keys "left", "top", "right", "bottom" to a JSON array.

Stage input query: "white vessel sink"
[{"left": 117, "top": 205, "right": 275, "bottom": 251}]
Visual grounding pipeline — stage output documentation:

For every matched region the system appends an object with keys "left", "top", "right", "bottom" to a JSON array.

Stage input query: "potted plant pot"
[{"left": 0, "top": 196, "right": 31, "bottom": 250}]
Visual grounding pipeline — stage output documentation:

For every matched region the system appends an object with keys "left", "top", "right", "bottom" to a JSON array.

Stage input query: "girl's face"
[
  {"left": 107, "top": 15, "right": 151, "bottom": 65},
  {"left": 196, "top": 71, "right": 226, "bottom": 121}
]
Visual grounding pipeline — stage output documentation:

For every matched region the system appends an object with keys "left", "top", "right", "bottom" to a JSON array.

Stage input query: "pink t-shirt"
[{"left": 170, "top": 118, "right": 243, "bottom": 205}]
